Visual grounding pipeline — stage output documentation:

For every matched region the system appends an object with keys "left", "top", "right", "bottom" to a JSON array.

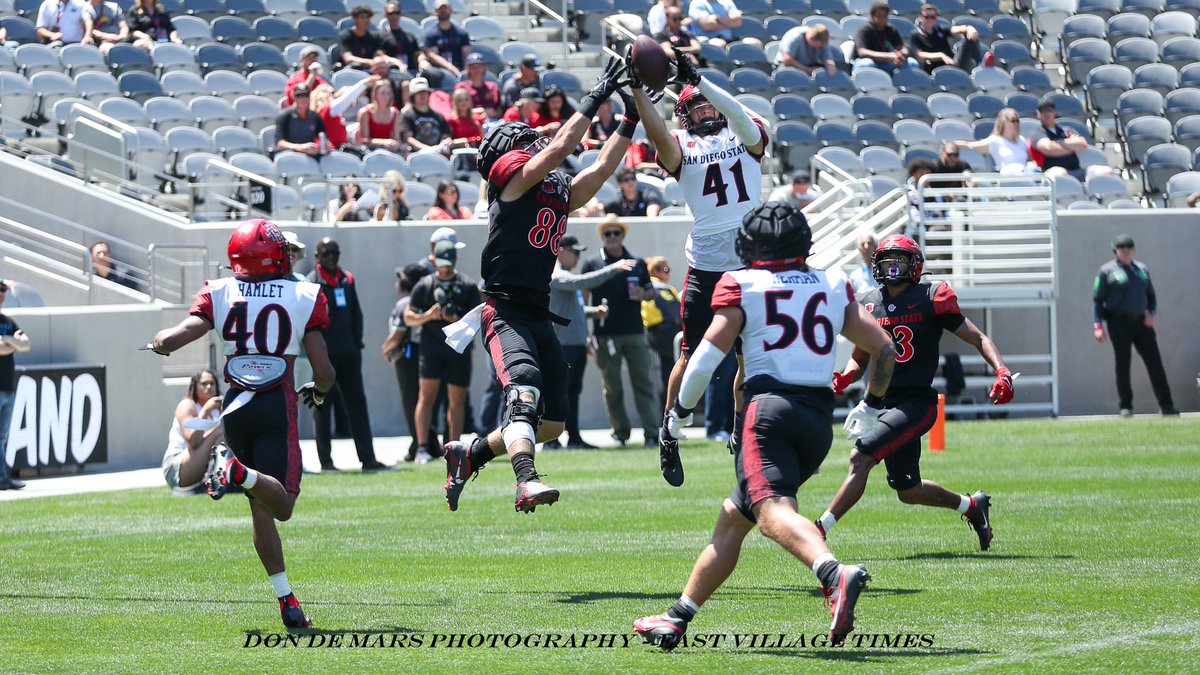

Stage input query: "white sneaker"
[
  {"left": 414, "top": 449, "right": 435, "bottom": 464},
  {"left": 707, "top": 431, "right": 731, "bottom": 443}
]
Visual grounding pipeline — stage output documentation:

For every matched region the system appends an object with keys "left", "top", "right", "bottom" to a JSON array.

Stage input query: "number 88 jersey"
[{"left": 711, "top": 265, "right": 853, "bottom": 388}]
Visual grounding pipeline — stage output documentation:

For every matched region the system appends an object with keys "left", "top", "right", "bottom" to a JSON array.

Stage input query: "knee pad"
[{"left": 501, "top": 384, "right": 542, "bottom": 429}]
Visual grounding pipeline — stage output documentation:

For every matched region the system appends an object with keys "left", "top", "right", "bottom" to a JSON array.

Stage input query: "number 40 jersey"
[
  {"left": 190, "top": 276, "right": 328, "bottom": 357},
  {"left": 712, "top": 265, "right": 853, "bottom": 389}
]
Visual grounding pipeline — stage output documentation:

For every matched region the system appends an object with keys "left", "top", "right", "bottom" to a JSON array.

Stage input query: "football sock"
[
  {"left": 269, "top": 572, "right": 291, "bottom": 599},
  {"left": 469, "top": 436, "right": 496, "bottom": 469},
  {"left": 237, "top": 466, "right": 258, "bottom": 490},
  {"left": 667, "top": 595, "right": 698, "bottom": 622},
  {"left": 956, "top": 494, "right": 972, "bottom": 515},
  {"left": 510, "top": 452, "right": 538, "bottom": 483},
  {"left": 812, "top": 553, "right": 840, "bottom": 590},
  {"left": 817, "top": 511, "right": 837, "bottom": 534}
]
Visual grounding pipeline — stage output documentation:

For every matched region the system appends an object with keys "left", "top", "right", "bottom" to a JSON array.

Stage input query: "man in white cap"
[
  {"left": 402, "top": 77, "right": 451, "bottom": 153},
  {"left": 423, "top": 0, "right": 471, "bottom": 77},
  {"left": 285, "top": 45, "right": 329, "bottom": 106}
]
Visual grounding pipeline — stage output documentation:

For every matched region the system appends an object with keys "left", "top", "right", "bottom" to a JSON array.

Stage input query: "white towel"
[{"left": 442, "top": 302, "right": 486, "bottom": 354}]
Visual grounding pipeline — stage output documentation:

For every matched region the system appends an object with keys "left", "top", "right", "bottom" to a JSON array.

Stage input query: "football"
[{"left": 630, "top": 34, "right": 671, "bottom": 92}]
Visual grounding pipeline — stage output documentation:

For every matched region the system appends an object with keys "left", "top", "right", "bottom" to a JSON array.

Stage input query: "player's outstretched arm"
[
  {"left": 841, "top": 302, "right": 896, "bottom": 401},
  {"left": 631, "top": 87, "right": 681, "bottom": 175},
  {"left": 502, "top": 59, "right": 624, "bottom": 200},
  {"left": 674, "top": 47, "right": 765, "bottom": 155},
  {"left": 570, "top": 92, "right": 637, "bottom": 209},
  {"left": 151, "top": 315, "right": 212, "bottom": 355},
  {"left": 953, "top": 318, "right": 1014, "bottom": 404}
]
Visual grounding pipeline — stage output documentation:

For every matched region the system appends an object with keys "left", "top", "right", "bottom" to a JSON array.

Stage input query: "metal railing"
[{"left": 524, "top": 0, "right": 571, "bottom": 65}]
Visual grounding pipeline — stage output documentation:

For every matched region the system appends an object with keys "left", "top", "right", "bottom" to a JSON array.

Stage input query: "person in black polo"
[
  {"left": 907, "top": 2, "right": 982, "bottom": 74},
  {"left": 604, "top": 168, "right": 662, "bottom": 218},
  {"left": 0, "top": 278, "right": 30, "bottom": 490},
  {"left": 274, "top": 83, "right": 325, "bottom": 157},
  {"left": 1029, "top": 99, "right": 1115, "bottom": 182},
  {"left": 338, "top": 4, "right": 395, "bottom": 70},
  {"left": 1093, "top": 235, "right": 1177, "bottom": 416}
]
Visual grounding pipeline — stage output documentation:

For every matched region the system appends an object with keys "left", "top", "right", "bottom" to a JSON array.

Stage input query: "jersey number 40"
[
  {"left": 763, "top": 290, "right": 834, "bottom": 355},
  {"left": 222, "top": 301, "right": 292, "bottom": 356}
]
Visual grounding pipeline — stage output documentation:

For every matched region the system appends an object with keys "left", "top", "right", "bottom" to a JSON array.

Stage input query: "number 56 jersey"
[{"left": 712, "top": 265, "right": 853, "bottom": 389}]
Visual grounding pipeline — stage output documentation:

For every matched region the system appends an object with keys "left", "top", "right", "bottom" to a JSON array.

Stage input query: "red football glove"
[
  {"left": 831, "top": 370, "right": 856, "bottom": 396},
  {"left": 989, "top": 366, "right": 1014, "bottom": 405}
]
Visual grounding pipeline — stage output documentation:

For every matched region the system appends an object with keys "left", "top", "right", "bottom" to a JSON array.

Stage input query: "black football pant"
[
  {"left": 1108, "top": 317, "right": 1174, "bottom": 411},
  {"left": 563, "top": 344, "right": 588, "bottom": 441},
  {"left": 314, "top": 350, "right": 378, "bottom": 466}
]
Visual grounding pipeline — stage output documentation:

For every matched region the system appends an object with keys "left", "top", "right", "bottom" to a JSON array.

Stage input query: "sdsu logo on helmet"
[
  {"left": 228, "top": 219, "right": 292, "bottom": 281},
  {"left": 872, "top": 234, "right": 925, "bottom": 285}
]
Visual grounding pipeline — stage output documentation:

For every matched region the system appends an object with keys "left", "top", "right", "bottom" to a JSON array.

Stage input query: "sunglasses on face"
[
  {"left": 922, "top": 12, "right": 937, "bottom": 18},
  {"left": 386, "top": 9, "right": 400, "bottom": 14},
  {"left": 0, "top": 287, "right": 8, "bottom": 293},
  {"left": 320, "top": 250, "right": 340, "bottom": 257},
  {"left": 619, "top": 176, "right": 637, "bottom": 183},
  {"left": 603, "top": 230, "right": 623, "bottom": 238},
  {"left": 944, "top": 151, "right": 958, "bottom": 156}
]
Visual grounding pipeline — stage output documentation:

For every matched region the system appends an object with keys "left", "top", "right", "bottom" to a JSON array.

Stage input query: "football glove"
[
  {"left": 671, "top": 46, "right": 701, "bottom": 86},
  {"left": 843, "top": 400, "right": 884, "bottom": 439},
  {"left": 621, "top": 45, "right": 664, "bottom": 103},
  {"left": 298, "top": 382, "right": 328, "bottom": 409},
  {"left": 616, "top": 87, "right": 639, "bottom": 123},
  {"left": 662, "top": 406, "right": 693, "bottom": 441},
  {"left": 989, "top": 366, "right": 1014, "bottom": 405},
  {"left": 831, "top": 370, "right": 856, "bottom": 396},
  {"left": 588, "top": 57, "right": 625, "bottom": 101}
]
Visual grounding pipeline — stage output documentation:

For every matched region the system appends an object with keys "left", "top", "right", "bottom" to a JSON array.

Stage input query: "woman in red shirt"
[
  {"left": 423, "top": 180, "right": 473, "bottom": 220},
  {"left": 446, "top": 88, "right": 483, "bottom": 147},
  {"left": 310, "top": 77, "right": 373, "bottom": 152},
  {"left": 530, "top": 85, "right": 574, "bottom": 139},
  {"left": 357, "top": 79, "right": 403, "bottom": 153}
]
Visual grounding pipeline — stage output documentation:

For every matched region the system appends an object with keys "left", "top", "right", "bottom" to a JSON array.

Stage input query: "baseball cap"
[
  {"left": 434, "top": 0, "right": 451, "bottom": 8},
  {"left": 430, "top": 226, "right": 467, "bottom": 249},
  {"left": 1036, "top": 98, "right": 1057, "bottom": 113},
  {"left": 434, "top": 239, "right": 458, "bottom": 267},
  {"left": 292, "top": 83, "right": 311, "bottom": 97},
  {"left": 465, "top": 52, "right": 486, "bottom": 66},
  {"left": 409, "top": 77, "right": 431, "bottom": 95},
  {"left": 0, "top": 278, "right": 9, "bottom": 291},
  {"left": 521, "top": 55, "right": 543, "bottom": 70},
  {"left": 299, "top": 45, "right": 321, "bottom": 59},
  {"left": 1113, "top": 234, "right": 1135, "bottom": 249},
  {"left": 281, "top": 230, "right": 306, "bottom": 252},
  {"left": 559, "top": 235, "right": 586, "bottom": 253},
  {"left": 792, "top": 171, "right": 810, "bottom": 183},
  {"left": 518, "top": 86, "right": 544, "bottom": 103}
]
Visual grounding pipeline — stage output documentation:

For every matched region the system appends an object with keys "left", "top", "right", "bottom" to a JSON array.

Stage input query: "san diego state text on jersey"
[
  {"left": 667, "top": 121, "right": 767, "bottom": 236},
  {"left": 712, "top": 266, "right": 853, "bottom": 389},
  {"left": 858, "top": 281, "right": 965, "bottom": 392}
]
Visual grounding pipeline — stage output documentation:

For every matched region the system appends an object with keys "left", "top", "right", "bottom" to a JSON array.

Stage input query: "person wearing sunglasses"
[
  {"left": 382, "top": 0, "right": 423, "bottom": 75},
  {"left": 0, "top": 278, "right": 30, "bottom": 490},
  {"left": 950, "top": 108, "right": 1038, "bottom": 176},
  {"left": 907, "top": 2, "right": 982, "bottom": 74},
  {"left": 604, "top": 168, "right": 662, "bottom": 218}
]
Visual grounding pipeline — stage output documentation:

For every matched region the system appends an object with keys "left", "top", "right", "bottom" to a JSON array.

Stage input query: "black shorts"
[
  {"left": 480, "top": 297, "right": 568, "bottom": 423},
  {"left": 221, "top": 386, "right": 302, "bottom": 496},
  {"left": 681, "top": 267, "right": 725, "bottom": 354},
  {"left": 729, "top": 391, "right": 834, "bottom": 523},
  {"left": 855, "top": 392, "right": 938, "bottom": 492},
  {"left": 419, "top": 344, "right": 472, "bottom": 387}
]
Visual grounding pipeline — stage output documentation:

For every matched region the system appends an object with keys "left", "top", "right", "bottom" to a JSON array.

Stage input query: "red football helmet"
[
  {"left": 674, "top": 85, "right": 725, "bottom": 135},
  {"left": 228, "top": 219, "right": 291, "bottom": 280},
  {"left": 872, "top": 234, "right": 925, "bottom": 284}
]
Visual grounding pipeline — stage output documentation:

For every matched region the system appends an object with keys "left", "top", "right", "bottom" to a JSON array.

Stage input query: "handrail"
[
  {"left": 524, "top": 0, "right": 570, "bottom": 66},
  {"left": 810, "top": 152, "right": 858, "bottom": 188}
]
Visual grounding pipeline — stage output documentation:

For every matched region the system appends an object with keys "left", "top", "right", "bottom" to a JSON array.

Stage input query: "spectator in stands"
[
  {"left": 951, "top": 108, "right": 1038, "bottom": 175},
  {"left": 90, "top": 240, "right": 140, "bottom": 290},
  {"left": 648, "top": 0, "right": 679, "bottom": 36},
  {"left": 626, "top": 138, "right": 664, "bottom": 177},
  {"left": 447, "top": 88, "right": 483, "bottom": 144},
  {"left": 162, "top": 369, "right": 223, "bottom": 497},
  {"left": 1093, "top": 235, "right": 1177, "bottom": 416},
  {"left": 357, "top": 79, "right": 404, "bottom": 153},
  {"left": 424, "top": 180, "right": 473, "bottom": 220},
  {"left": 400, "top": 77, "right": 451, "bottom": 153},
  {"left": 36, "top": 0, "right": 89, "bottom": 46},
  {"left": 905, "top": 157, "right": 941, "bottom": 233},
  {"left": 0, "top": 280, "right": 30, "bottom": 491},
  {"left": 853, "top": 2, "right": 918, "bottom": 75},
  {"left": 776, "top": 24, "right": 839, "bottom": 75},
  {"left": 846, "top": 233, "right": 880, "bottom": 297},
  {"left": 606, "top": 168, "right": 662, "bottom": 217},
  {"left": 382, "top": 263, "right": 430, "bottom": 462},
  {"left": 453, "top": 53, "right": 501, "bottom": 119},
  {"left": 339, "top": 5, "right": 394, "bottom": 70},
  {"left": 583, "top": 99, "right": 621, "bottom": 150},
  {"left": 582, "top": 215, "right": 661, "bottom": 447},
  {"left": 331, "top": 183, "right": 374, "bottom": 222},
  {"left": 908, "top": 2, "right": 983, "bottom": 74},
  {"left": 374, "top": 170, "right": 411, "bottom": 221},
  {"left": 767, "top": 171, "right": 820, "bottom": 210},
  {"left": 545, "top": 236, "right": 636, "bottom": 450},
  {"left": 502, "top": 86, "right": 542, "bottom": 126},
  {"left": 383, "top": 0, "right": 423, "bottom": 75},
  {"left": 128, "top": 0, "right": 181, "bottom": 48},
  {"left": 532, "top": 85, "right": 573, "bottom": 139},
  {"left": 423, "top": 0, "right": 471, "bottom": 78},
  {"left": 1029, "top": 100, "right": 1114, "bottom": 181},
  {"left": 641, "top": 256, "right": 682, "bottom": 411},
  {"left": 311, "top": 78, "right": 374, "bottom": 154},
  {"left": 688, "top": 0, "right": 759, "bottom": 48},
  {"left": 83, "top": 0, "right": 130, "bottom": 55},
  {"left": 285, "top": 46, "right": 331, "bottom": 107},
  {"left": 657, "top": 6, "right": 703, "bottom": 68},
  {"left": 501, "top": 55, "right": 543, "bottom": 108},
  {"left": 275, "top": 83, "right": 326, "bottom": 157},
  {"left": 937, "top": 141, "right": 972, "bottom": 175}
]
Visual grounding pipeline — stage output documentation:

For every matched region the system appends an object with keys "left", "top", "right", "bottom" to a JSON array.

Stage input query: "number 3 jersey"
[
  {"left": 712, "top": 265, "right": 853, "bottom": 390},
  {"left": 663, "top": 121, "right": 767, "bottom": 272},
  {"left": 482, "top": 150, "right": 573, "bottom": 310},
  {"left": 189, "top": 276, "right": 330, "bottom": 358},
  {"left": 857, "top": 281, "right": 965, "bottom": 394}
]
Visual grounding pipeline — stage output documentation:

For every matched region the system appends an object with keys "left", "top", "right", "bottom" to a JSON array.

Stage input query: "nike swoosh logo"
[{"left": 908, "top": 303, "right": 919, "bottom": 309}]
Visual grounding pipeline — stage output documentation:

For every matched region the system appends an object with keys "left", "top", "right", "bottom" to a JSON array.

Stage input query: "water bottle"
[{"left": 318, "top": 132, "right": 328, "bottom": 155}]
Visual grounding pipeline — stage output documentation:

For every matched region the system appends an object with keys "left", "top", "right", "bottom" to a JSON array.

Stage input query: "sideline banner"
[{"left": 5, "top": 364, "right": 107, "bottom": 470}]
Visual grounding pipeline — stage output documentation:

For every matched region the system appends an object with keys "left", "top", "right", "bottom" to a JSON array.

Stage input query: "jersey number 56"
[{"left": 763, "top": 290, "right": 833, "bottom": 355}]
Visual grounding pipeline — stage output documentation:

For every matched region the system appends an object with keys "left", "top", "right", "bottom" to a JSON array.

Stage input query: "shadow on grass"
[
  {"left": 888, "top": 552, "right": 1077, "bottom": 561},
  {"left": 0, "top": 593, "right": 442, "bottom": 608},
  {"left": 737, "top": 586, "right": 924, "bottom": 600},
  {"left": 749, "top": 646, "right": 991, "bottom": 661},
  {"left": 555, "top": 591, "right": 682, "bottom": 604}
]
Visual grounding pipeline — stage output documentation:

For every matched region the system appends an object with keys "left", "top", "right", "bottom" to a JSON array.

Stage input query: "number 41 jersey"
[
  {"left": 712, "top": 265, "right": 853, "bottom": 389},
  {"left": 190, "top": 276, "right": 329, "bottom": 357}
]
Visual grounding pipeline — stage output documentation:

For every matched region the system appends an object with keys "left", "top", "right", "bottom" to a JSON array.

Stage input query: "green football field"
[{"left": 1, "top": 417, "right": 1198, "bottom": 673}]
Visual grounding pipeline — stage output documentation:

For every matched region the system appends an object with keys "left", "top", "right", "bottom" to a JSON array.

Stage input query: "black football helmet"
[
  {"left": 736, "top": 203, "right": 812, "bottom": 267},
  {"left": 478, "top": 122, "right": 547, "bottom": 180},
  {"left": 872, "top": 234, "right": 925, "bottom": 284}
]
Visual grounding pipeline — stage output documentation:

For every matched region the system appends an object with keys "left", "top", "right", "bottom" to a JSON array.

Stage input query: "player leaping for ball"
[
  {"left": 633, "top": 203, "right": 897, "bottom": 650},
  {"left": 442, "top": 60, "right": 639, "bottom": 513},
  {"left": 815, "top": 234, "right": 1014, "bottom": 551},
  {"left": 628, "top": 46, "right": 769, "bottom": 487}
]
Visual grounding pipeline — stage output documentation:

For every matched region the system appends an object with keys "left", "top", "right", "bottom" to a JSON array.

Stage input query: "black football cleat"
[
  {"left": 633, "top": 613, "right": 687, "bottom": 652},
  {"left": 823, "top": 564, "right": 869, "bottom": 641},
  {"left": 205, "top": 443, "right": 235, "bottom": 500},
  {"left": 279, "top": 593, "right": 312, "bottom": 629},
  {"left": 659, "top": 436, "right": 684, "bottom": 487},
  {"left": 965, "top": 491, "right": 993, "bottom": 551},
  {"left": 443, "top": 441, "right": 479, "bottom": 512},
  {"left": 514, "top": 480, "right": 559, "bottom": 513}
]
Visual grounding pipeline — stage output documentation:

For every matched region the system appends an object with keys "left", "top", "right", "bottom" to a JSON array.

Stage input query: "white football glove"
[
  {"left": 843, "top": 400, "right": 885, "bottom": 439},
  {"left": 663, "top": 407, "right": 693, "bottom": 441}
]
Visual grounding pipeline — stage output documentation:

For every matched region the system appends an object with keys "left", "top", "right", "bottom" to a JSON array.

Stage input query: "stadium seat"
[
  {"left": 990, "top": 15, "right": 1031, "bottom": 42},
  {"left": 166, "top": 126, "right": 215, "bottom": 174},
  {"left": 1112, "top": 37, "right": 1160, "bottom": 71},
  {"left": 1058, "top": 117, "right": 1093, "bottom": 142},
  {"left": 1078, "top": 0, "right": 1121, "bottom": 19},
  {"left": 1084, "top": 64, "right": 1133, "bottom": 115},
  {"left": 75, "top": 71, "right": 122, "bottom": 103},
  {"left": 1068, "top": 199, "right": 1104, "bottom": 209},
  {"left": 151, "top": 43, "right": 199, "bottom": 76},
  {"left": 765, "top": 16, "right": 801, "bottom": 41},
  {"left": 731, "top": 68, "right": 774, "bottom": 97},
  {"left": 287, "top": 41, "right": 332, "bottom": 70},
  {"left": 1149, "top": 11, "right": 1197, "bottom": 47},
  {"left": 171, "top": 15, "right": 214, "bottom": 46},
  {"left": 99, "top": 96, "right": 149, "bottom": 126},
  {"left": 991, "top": 40, "right": 1035, "bottom": 70},
  {"left": 229, "top": 150, "right": 276, "bottom": 177},
  {"left": 1173, "top": 114, "right": 1200, "bottom": 153},
  {"left": 966, "top": 92, "right": 1004, "bottom": 119},
  {"left": 405, "top": 181, "right": 436, "bottom": 215},
  {"left": 14, "top": 44, "right": 59, "bottom": 77},
  {"left": 1010, "top": 66, "right": 1051, "bottom": 95},
  {"left": 0, "top": 16, "right": 39, "bottom": 46},
  {"left": 812, "top": 93, "right": 855, "bottom": 126},
  {"left": 1164, "top": 170, "right": 1200, "bottom": 205},
  {"left": 851, "top": 94, "right": 891, "bottom": 122},
  {"left": 864, "top": 175, "right": 903, "bottom": 199},
  {"left": 731, "top": 16, "right": 770, "bottom": 43},
  {"left": 227, "top": 0, "right": 268, "bottom": 20},
  {"left": 1042, "top": 92, "right": 1086, "bottom": 119},
  {"left": 816, "top": 146, "right": 863, "bottom": 176},
  {"left": 774, "top": 68, "right": 817, "bottom": 97},
  {"left": 107, "top": 44, "right": 155, "bottom": 78},
  {"left": 1165, "top": 0, "right": 1200, "bottom": 15},
  {"left": 1086, "top": 173, "right": 1131, "bottom": 203},
  {"left": 738, "top": 94, "right": 776, "bottom": 123},
  {"left": 233, "top": 94, "right": 278, "bottom": 134},
  {"left": 461, "top": 16, "right": 505, "bottom": 45},
  {"left": 728, "top": 42, "right": 772, "bottom": 74},
  {"left": 240, "top": 43, "right": 290, "bottom": 73},
  {"left": 814, "top": 69, "right": 855, "bottom": 96},
  {"left": 254, "top": 17, "right": 300, "bottom": 49},
  {"left": 1132, "top": 63, "right": 1180, "bottom": 98},
  {"left": 775, "top": 121, "right": 820, "bottom": 172},
  {"left": 59, "top": 44, "right": 108, "bottom": 78},
  {"left": 930, "top": 0, "right": 966, "bottom": 14},
  {"left": 932, "top": 66, "right": 974, "bottom": 97},
  {"left": 810, "top": 0, "right": 850, "bottom": 19},
  {"left": 198, "top": 43, "right": 244, "bottom": 75},
  {"left": 1031, "top": 0, "right": 1074, "bottom": 40},
  {"left": 892, "top": 67, "right": 936, "bottom": 99},
  {"left": 408, "top": 151, "right": 452, "bottom": 186},
  {"left": 815, "top": 121, "right": 857, "bottom": 150},
  {"left": 117, "top": 71, "right": 164, "bottom": 103},
  {"left": 264, "top": 0, "right": 308, "bottom": 21},
  {"left": 1141, "top": 142, "right": 1193, "bottom": 193},
  {"left": 972, "top": 116, "right": 996, "bottom": 139},
  {"left": 1161, "top": 36, "right": 1200, "bottom": 70},
  {"left": 854, "top": 120, "right": 897, "bottom": 150},
  {"left": 362, "top": 149, "right": 410, "bottom": 177},
  {"left": 245, "top": 70, "right": 286, "bottom": 99},
  {"left": 258, "top": 124, "right": 276, "bottom": 153},
  {"left": 188, "top": 95, "right": 237, "bottom": 133},
  {"left": 1064, "top": 38, "right": 1112, "bottom": 86},
  {"left": 966, "top": 0, "right": 1000, "bottom": 17},
  {"left": 274, "top": 150, "right": 322, "bottom": 185},
  {"left": 971, "top": 67, "right": 1017, "bottom": 98},
  {"left": 1106, "top": 12, "right": 1152, "bottom": 46},
  {"left": 952, "top": 16, "right": 993, "bottom": 45},
  {"left": 853, "top": 67, "right": 896, "bottom": 98},
  {"left": 1120, "top": 0, "right": 1166, "bottom": 19},
  {"left": 697, "top": 68, "right": 732, "bottom": 92},
  {"left": 185, "top": 0, "right": 227, "bottom": 20},
  {"left": 894, "top": 119, "right": 940, "bottom": 153},
  {"left": 161, "top": 71, "right": 208, "bottom": 103},
  {"left": 902, "top": 146, "right": 939, "bottom": 165},
  {"left": 212, "top": 125, "right": 260, "bottom": 158},
  {"left": 147, "top": 96, "right": 196, "bottom": 134},
  {"left": 299, "top": 182, "right": 330, "bottom": 221},
  {"left": 1051, "top": 173, "right": 1085, "bottom": 206},
  {"left": 933, "top": 118, "right": 974, "bottom": 142},
  {"left": 1059, "top": 15, "right": 1107, "bottom": 56},
  {"left": 297, "top": 17, "right": 341, "bottom": 49},
  {"left": 859, "top": 145, "right": 907, "bottom": 182},
  {"left": 212, "top": 16, "right": 258, "bottom": 48},
  {"left": 205, "top": 71, "right": 251, "bottom": 103},
  {"left": 929, "top": 92, "right": 973, "bottom": 125},
  {"left": 499, "top": 41, "right": 539, "bottom": 69},
  {"left": 1123, "top": 116, "right": 1172, "bottom": 164},
  {"left": 1165, "top": 88, "right": 1200, "bottom": 126},
  {"left": 319, "top": 150, "right": 363, "bottom": 178},
  {"left": 890, "top": 93, "right": 933, "bottom": 124},
  {"left": 886, "top": 0, "right": 922, "bottom": 13},
  {"left": 1107, "top": 198, "right": 1143, "bottom": 208}
]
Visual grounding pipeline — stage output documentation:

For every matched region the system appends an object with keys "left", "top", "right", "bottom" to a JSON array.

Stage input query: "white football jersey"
[
  {"left": 712, "top": 265, "right": 853, "bottom": 387},
  {"left": 202, "top": 277, "right": 323, "bottom": 357}
]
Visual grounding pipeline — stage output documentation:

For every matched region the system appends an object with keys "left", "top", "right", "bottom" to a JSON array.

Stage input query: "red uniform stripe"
[
  {"left": 679, "top": 268, "right": 692, "bottom": 352},
  {"left": 740, "top": 400, "right": 773, "bottom": 506},
  {"left": 283, "top": 385, "right": 302, "bottom": 496},
  {"left": 482, "top": 299, "right": 511, "bottom": 388},
  {"left": 872, "top": 404, "right": 937, "bottom": 461}
]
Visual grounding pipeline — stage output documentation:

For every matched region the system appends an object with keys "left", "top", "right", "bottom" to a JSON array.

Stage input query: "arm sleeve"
[
  {"left": 549, "top": 264, "right": 624, "bottom": 291},
  {"left": 697, "top": 76, "right": 761, "bottom": 147},
  {"left": 305, "top": 290, "right": 330, "bottom": 332},
  {"left": 409, "top": 277, "right": 430, "bottom": 312},
  {"left": 678, "top": 338, "right": 730, "bottom": 411},
  {"left": 932, "top": 281, "right": 966, "bottom": 332},
  {"left": 328, "top": 79, "right": 371, "bottom": 117},
  {"left": 710, "top": 273, "right": 742, "bottom": 310},
  {"left": 488, "top": 150, "right": 531, "bottom": 188},
  {"left": 1092, "top": 270, "right": 1106, "bottom": 323}
]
